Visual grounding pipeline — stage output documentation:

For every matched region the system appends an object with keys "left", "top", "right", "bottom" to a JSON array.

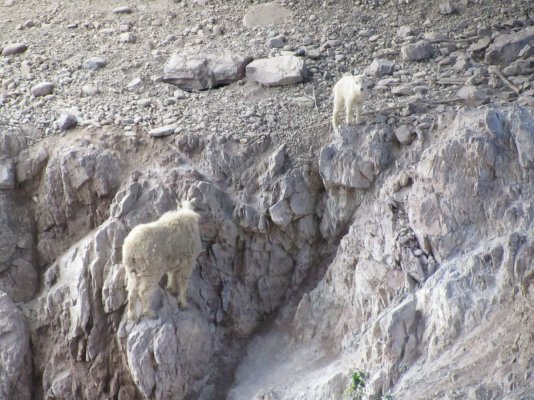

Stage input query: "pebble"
[
  {"left": 2, "top": 43, "right": 28, "bottom": 56},
  {"left": 148, "top": 125, "right": 177, "bottom": 137},
  {"left": 113, "top": 6, "right": 133, "bottom": 14},
  {"left": 81, "top": 85, "right": 99, "bottom": 97},
  {"left": 57, "top": 113, "right": 78, "bottom": 131},
  {"left": 120, "top": 33, "right": 137, "bottom": 43},
  {"left": 127, "top": 77, "right": 144, "bottom": 92},
  {"left": 83, "top": 57, "right": 107, "bottom": 70},
  {"left": 267, "top": 36, "right": 285, "bottom": 49},
  {"left": 31, "top": 82, "right": 54, "bottom": 97},
  {"left": 291, "top": 96, "right": 315, "bottom": 109}
]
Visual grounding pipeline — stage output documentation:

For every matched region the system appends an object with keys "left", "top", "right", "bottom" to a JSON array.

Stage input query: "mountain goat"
[
  {"left": 332, "top": 74, "right": 368, "bottom": 133},
  {"left": 122, "top": 201, "right": 202, "bottom": 321}
]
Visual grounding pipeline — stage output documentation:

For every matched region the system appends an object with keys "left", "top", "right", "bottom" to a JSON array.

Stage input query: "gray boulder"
[
  {"left": 246, "top": 56, "right": 307, "bottom": 86},
  {"left": 401, "top": 40, "right": 434, "bottom": 61},
  {"left": 163, "top": 52, "right": 252, "bottom": 91},
  {"left": 0, "top": 291, "right": 32, "bottom": 400},
  {"left": 485, "top": 26, "right": 534, "bottom": 65},
  {"left": 365, "top": 58, "right": 395, "bottom": 77}
]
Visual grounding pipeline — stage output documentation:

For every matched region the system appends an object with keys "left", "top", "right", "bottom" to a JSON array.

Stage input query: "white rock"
[
  {"left": 81, "top": 84, "right": 99, "bottom": 97},
  {"left": 148, "top": 125, "right": 177, "bottom": 137},
  {"left": 246, "top": 55, "right": 307, "bottom": 86},
  {"left": 113, "top": 6, "right": 133, "bottom": 14},
  {"left": 243, "top": 2, "right": 292, "bottom": 28}
]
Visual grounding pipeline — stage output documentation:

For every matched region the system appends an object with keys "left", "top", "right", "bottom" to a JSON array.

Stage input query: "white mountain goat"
[
  {"left": 122, "top": 201, "right": 202, "bottom": 321},
  {"left": 332, "top": 74, "right": 369, "bottom": 133}
]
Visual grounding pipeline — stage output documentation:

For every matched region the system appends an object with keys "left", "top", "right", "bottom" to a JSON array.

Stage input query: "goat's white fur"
[
  {"left": 332, "top": 74, "right": 368, "bottom": 132},
  {"left": 122, "top": 201, "right": 201, "bottom": 321}
]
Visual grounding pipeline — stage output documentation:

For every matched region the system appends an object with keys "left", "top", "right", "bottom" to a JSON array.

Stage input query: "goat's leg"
[{"left": 332, "top": 94, "right": 344, "bottom": 132}]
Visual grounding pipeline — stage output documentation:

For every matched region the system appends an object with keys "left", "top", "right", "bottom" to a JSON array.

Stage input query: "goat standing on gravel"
[
  {"left": 122, "top": 201, "right": 202, "bottom": 321},
  {"left": 332, "top": 74, "right": 369, "bottom": 133}
]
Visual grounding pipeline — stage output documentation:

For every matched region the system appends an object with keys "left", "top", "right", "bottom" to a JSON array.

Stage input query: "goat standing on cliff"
[
  {"left": 122, "top": 200, "right": 202, "bottom": 321},
  {"left": 332, "top": 74, "right": 369, "bottom": 133}
]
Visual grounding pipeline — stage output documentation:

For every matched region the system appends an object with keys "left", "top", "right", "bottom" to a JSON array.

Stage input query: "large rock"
[
  {"left": 163, "top": 52, "right": 252, "bottom": 91},
  {"left": 246, "top": 56, "right": 307, "bottom": 86},
  {"left": 401, "top": 40, "right": 434, "bottom": 61},
  {"left": 365, "top": 58, "right": 395, "bottom": 77},
  {"left": 243, "top": 2, "right": 291, "bottom": 28},
  {"left": 0, "top": 291, "right": 32, "bottom": 400},
  {"left": 485, "top": 26, "right": 534, "bottom": 65},
  {"left": 126, "top": 312, "right": 213, "bottom": 399}
]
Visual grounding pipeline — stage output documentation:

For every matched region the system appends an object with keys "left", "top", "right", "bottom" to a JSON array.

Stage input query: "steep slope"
[{"left": 1, "top": 0, "right": 534, "bottom": 399}]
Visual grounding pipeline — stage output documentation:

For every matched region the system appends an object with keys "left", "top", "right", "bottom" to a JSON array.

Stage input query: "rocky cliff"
[{"left": 1, "top": 0, "right": 534, "bottom": 399}]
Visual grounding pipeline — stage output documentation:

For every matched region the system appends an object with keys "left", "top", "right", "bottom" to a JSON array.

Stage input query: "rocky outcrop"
[
  {"left": 230, "top": 106, "right": 534, "bottom": 400},
  {"left": 0, "top": 291, "right": 32, "bottom": 400}
]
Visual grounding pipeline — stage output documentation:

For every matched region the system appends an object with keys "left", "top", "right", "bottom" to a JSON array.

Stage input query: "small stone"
[
  {"left": 267, "top": 36, "right": 285, "bottom": 49},
  {"left": 57, "top": 114, "right": 78, "bottom": 131},
  {"left": 401, "top": 40, "right": 434, "bottom": 61},
  {"left": 148, "top": 125, "right": 176, "bottom": 137},
  {"left": 31, "top": 82, "right": 54, "bottom": 97},
  {"left": 439, "top": 0, "right": 457, "bottom": 15},
  {"left": 467, "top": 37, "right": 491, "bottom": 53},
  {"left": 2, "top": 43, "right": 27, "bottom": 56},
  {"left": 423, "top": 32, "right": 449, "bottom": 43},
  {"left": 113, "top": 6, "right": 133, "bottom": 14},
  {"left": 174, "top": 89, "right": 187, "bottom": 99},
  {"left": 83, "top": 57, "right": 107, "bottom": 70},
  {"left": 395, "top": 125, "right": 415, "bottom": 145},
  {"left": 120, "top": 32, "right": 136, "bottom": 43},
  {"left": 127, "top": 77, "right": 144, "bottom": 92},
  {"left": 81, "top": 85, "right": 99, "bottom": 97},
  {"left": 291, "top": 96, "right": 315, "bottom": 109},
  {"left": 397, "top": 25, "right": 413, "bottom": 38}
]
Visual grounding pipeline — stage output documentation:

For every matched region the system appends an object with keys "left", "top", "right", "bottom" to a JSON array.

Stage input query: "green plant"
[
  {"left": 343, "top": 369, "right": 368, "bottom": 400},
  {"left": 343, "top": 369, "right": 394, "bottom": 400}
]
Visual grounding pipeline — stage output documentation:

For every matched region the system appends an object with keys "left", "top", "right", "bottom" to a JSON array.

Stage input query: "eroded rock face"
[
  {"left": 23, "top": 126, "right": 324, "bottom": 399},
  {"left": 37, "top": 141, "right": 122, "bottom": 264},
  {"left": 230, "top": 107, "right": 534, "bottom": 399},
  {"left": 0, "top": 291, "right": 32, "bottom": 400}
]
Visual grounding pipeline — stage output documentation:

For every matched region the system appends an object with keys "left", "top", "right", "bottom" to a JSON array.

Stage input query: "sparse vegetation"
[{"left": 343, "top": 369, "right": 393, "bottom": 400}]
